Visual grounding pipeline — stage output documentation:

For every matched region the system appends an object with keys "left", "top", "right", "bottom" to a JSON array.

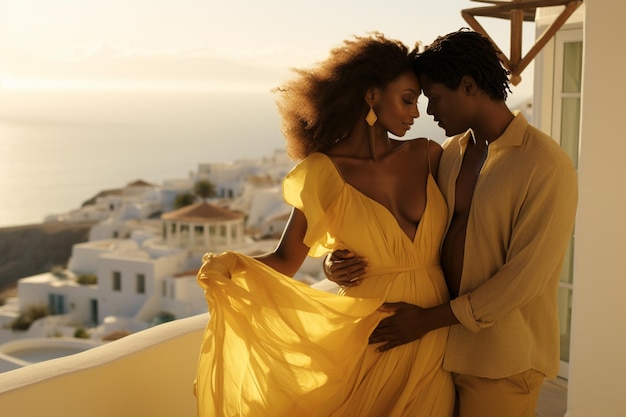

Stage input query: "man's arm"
[
  {"left": 370, "top": 302, "right": 459, "bottom": 352},
  {"left": 323, "top": 251, "right": 459, "bottom": 352},
  {"left": 323, "top": 250, "right": 369, "bottom": 287},
  {"left": 450, "top": 163, "right": 578, "bottom": 331}
]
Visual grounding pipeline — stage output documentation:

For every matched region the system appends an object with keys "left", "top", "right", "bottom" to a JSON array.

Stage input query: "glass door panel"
[{"left": 552, "top": 29, "right": 582, "bottom": 378}]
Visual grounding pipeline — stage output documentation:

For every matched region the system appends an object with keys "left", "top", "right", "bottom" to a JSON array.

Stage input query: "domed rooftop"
[{"left": 161, "top": 202, "right": 243, "bottom": 223}]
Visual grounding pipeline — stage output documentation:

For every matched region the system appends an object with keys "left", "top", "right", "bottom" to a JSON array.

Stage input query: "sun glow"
[{"left": 0, "top": 77, "right": 273, "bottom": 93}]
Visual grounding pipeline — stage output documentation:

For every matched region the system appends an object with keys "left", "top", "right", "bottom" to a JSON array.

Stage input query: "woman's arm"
[{"left": 254, "top": 207, "right": 311, "bottom": 277}]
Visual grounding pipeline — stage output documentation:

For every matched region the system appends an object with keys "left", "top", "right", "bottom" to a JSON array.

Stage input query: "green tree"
[
  {"left": 194, "top": 179, "right": 216, "bottom": 201},
  {"left": 74, "top": 327, "right": 90, "bottom": 339},
  {"left": 174, "top": 192, "right": 195, "bottom": 209},
  {"left": 77, "top": 274, "right": 98, "bottom": 285},
  {"left": 11, "top": 304, "right": 49, "bottom": 331}
]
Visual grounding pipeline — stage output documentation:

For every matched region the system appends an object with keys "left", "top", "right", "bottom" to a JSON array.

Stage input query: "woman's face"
[{"left": 374, "top": 71, "right": 421, "bottom": 137}]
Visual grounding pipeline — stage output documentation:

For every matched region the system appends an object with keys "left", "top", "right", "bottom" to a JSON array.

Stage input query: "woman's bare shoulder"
[
  {"left": 403, "top": 138, "right": 442, "bottom": 175},
  {"left": 402, "top": 137, "right": 442, "bottom": 152}
]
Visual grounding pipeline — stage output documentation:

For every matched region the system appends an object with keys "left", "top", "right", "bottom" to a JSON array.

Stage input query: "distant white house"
[
  {"left": 159, "top": 178, "right": 195, "bottom": 213},
  {"left": 16, "top": 234, "right": 190, "bottom": 328},
  {"left": 45, "top": 180, "right": 163, "bottom": 226},
  {"left": 243, "top": 187, "right": 291, "bottom": 238},
  {"left": 196, "top": 148, "right": 293, "bottom": 199}
]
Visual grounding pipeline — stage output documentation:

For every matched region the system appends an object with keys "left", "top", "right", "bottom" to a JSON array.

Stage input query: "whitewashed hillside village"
[{"left": 0, "top": 149, "right": 327, "bottom": 363}]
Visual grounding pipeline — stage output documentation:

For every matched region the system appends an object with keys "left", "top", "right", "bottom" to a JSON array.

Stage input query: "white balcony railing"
[{"left": 0, "top": 313, "right": 209, "bottom": 417}]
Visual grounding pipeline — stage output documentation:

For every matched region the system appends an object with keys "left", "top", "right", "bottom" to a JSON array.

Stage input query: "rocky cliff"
[{"left": 0, "top": 222, "right": 94, "bottom": 293}]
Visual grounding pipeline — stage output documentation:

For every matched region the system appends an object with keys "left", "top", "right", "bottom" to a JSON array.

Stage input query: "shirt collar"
[{"left": 456, "top": 110, "right": 527, "bottom": 149}]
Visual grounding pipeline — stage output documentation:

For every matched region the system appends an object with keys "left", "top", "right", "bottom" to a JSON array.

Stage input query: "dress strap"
[{"left": 426, "top": 138, "right": 432, "bottom": 174}]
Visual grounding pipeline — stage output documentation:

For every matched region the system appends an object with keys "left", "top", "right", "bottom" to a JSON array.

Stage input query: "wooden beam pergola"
[{"left": 461, "top": 0, "right": 583, "bottom": 85}]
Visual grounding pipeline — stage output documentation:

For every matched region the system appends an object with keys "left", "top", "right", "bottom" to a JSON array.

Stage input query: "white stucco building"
[
  {"left": 196, "top": 148, "right": 293, "bottom": 199},
  {"left": 15, "top": 233, "right": 191, "bottom": 328}
]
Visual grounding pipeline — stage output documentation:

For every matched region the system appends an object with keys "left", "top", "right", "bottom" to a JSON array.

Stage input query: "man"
[{"left": 325, "top": 29, "right": 578, "bottom": 417}]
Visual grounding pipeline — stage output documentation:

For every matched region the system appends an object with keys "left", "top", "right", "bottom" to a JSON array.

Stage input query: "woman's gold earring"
[{"left": 365, "top": 107, "right": 377, "bottom": 126}]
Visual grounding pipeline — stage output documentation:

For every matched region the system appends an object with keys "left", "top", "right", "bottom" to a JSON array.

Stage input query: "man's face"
[{"left": 418, "top": 74, "right": 472, "bottom": 137}]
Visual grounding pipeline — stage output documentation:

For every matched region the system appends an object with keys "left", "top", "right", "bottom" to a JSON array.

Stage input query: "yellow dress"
[{"left": 195, "top": 152, "right": 454, "bottom": 417}]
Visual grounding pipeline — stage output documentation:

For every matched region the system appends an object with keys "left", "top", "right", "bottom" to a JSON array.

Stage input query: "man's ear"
[{"left": 460, "top": 75, "right": 478, "bottom": 96}]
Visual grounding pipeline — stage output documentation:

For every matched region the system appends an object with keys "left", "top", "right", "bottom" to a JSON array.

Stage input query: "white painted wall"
[
  {"left": 67, "top": 241, "right": 112, "bottom": 273},
  {"left": 0, "top": 314, "right": 206, "bottom": 417},
  {"left": 96, "top": 251, "right": 187, "bottom": 320},
  {"left": 567, "top": 0, "right": 626, "bottom": 416},
  {"left": 174, "top": 276, "right": 207, "bottom": 311}
]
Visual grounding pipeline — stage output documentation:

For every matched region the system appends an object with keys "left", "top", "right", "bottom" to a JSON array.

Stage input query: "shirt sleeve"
[{"left": 450, "top": 162, "right": 578, "bottom": 332}]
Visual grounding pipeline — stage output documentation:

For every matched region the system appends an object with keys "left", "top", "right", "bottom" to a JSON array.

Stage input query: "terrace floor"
[{"left": 536, "top": 378, "right": 568, "bottom": 417}]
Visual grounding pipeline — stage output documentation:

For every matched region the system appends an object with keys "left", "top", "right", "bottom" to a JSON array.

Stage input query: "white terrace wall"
[
  {"left": 565, "top": 0, "right": 626, "bottom": 416},
  {"left": 0, "top": 313, "right": 208, "bottom": 417}
]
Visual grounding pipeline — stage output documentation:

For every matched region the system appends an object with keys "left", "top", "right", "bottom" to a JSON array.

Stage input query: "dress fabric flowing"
[{"left": 195, "top": 152, "right": 454, "bottom": 417}]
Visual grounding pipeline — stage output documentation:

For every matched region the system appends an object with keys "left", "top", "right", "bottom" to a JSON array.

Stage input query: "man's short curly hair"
[
  {"left": 414, "top": 28, "right": 511, "bottom": 101},
  {"left": 274, "top": 32, "right": 416, "bottom": 160}
]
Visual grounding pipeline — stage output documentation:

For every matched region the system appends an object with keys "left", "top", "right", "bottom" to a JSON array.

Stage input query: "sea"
[{"left": 0, "top": 87, "right": 448, "bottom": 228}]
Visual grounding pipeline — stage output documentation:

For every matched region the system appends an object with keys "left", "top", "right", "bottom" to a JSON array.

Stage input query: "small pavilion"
[{"left": 161, "top": 202, "right": 245, "bottom": 252}]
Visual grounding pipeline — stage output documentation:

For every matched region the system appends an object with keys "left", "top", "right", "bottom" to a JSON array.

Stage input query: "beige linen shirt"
[{"left": 438, "top": 112, "right": 578, "bottom": 378}]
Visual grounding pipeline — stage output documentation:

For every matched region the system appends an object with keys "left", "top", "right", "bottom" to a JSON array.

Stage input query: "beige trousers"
[{"left": 453, "top": 369, "right": 545, "bottom": 417}]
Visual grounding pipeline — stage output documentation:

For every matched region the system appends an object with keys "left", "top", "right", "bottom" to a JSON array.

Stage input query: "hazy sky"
[
  {"left": 0, "top": 0, "right": 540, "bottom": 226},
  {"left": 0, "top": 0, "right": 537, "bottom": 98}
]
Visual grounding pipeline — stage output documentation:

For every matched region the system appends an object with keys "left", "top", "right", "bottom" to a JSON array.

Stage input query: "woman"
[{"left": 195, "top": 32, "right": 454, "bottom": 417}]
